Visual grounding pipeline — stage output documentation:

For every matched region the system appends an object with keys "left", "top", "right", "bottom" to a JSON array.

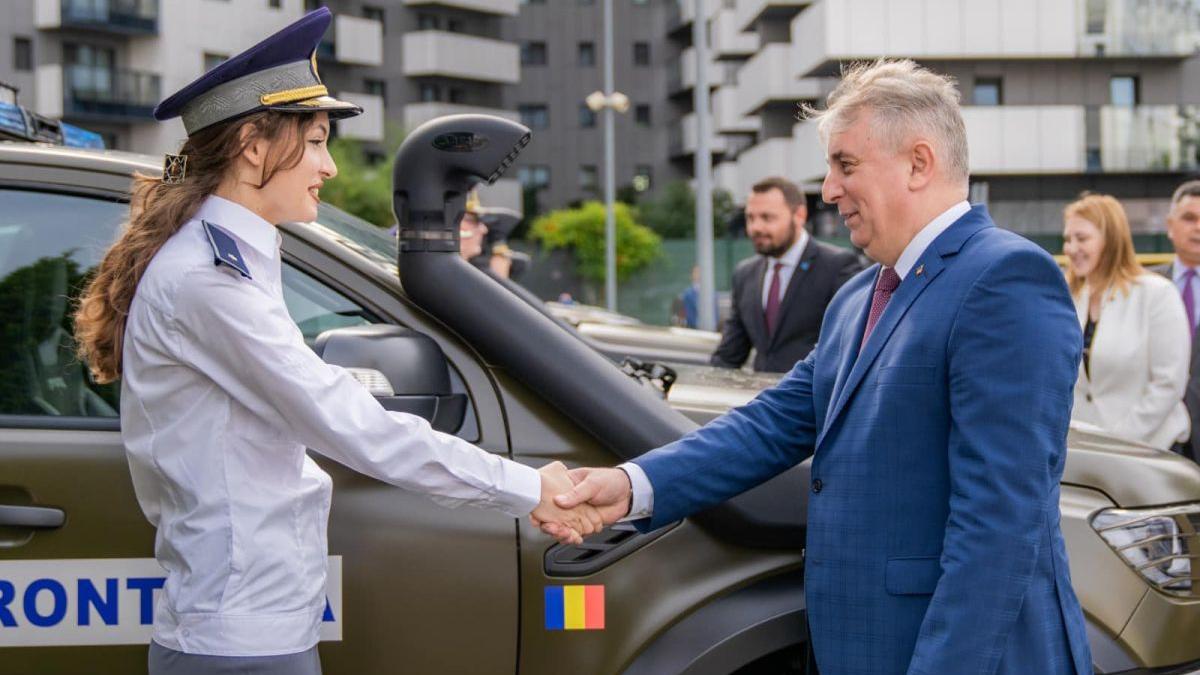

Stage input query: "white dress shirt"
[
  {"left": 759, "top": 229, "right": 810, "bottom": 309},
  {"left": 1171, "top": 259, "right": 1200, "bottom": 330},
  {"left": 121, "top": 195, "right": 541, "bottom": 657},
  {"left": 621, "top": 200, "right": 971, "bottom": 520}
]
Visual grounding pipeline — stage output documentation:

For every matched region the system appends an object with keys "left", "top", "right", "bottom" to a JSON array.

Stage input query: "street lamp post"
[
  {"left": 692, "top": 0, "right": 716, "bottom": 331},
  {"left": 585, "top": 0, "right": 629, "bottom": 313}
]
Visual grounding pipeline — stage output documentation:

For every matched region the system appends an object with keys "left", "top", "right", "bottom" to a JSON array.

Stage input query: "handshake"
[{"left": 531, "top": 462, "right": 636, "bottom": 545}]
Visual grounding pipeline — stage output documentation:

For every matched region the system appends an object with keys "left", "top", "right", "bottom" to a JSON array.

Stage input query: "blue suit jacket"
[{"left": 633, "top": 206, "right": 1093, "bottom": 675}]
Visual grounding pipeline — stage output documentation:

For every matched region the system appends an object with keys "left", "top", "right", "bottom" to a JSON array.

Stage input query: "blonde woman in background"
[{"left": 1063, "top": 193, "right": 1191, "bottom": 451}]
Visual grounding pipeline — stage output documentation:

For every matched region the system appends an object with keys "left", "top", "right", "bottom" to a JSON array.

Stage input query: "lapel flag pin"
[
  {"left": 800, "top": 261, "right": 811, "bottom": 271},
  {"left": 545, "top": 585, "right": 605, "bottom": 630},
  {"left": 915, "top": 264, "right": 925, "bottom": 277}
]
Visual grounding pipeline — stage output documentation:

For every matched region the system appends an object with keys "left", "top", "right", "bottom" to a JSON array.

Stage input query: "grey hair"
[{"left": 802, "top": 59, "right": 970, "bottom": 186}]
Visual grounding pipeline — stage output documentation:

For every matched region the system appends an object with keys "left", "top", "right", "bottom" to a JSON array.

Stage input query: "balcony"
[
  {"left": 402, "top": 102, "right": 519, "bottom": 131},
  {"left": 736, "top": 136, "right": 796, "bottom": 194},
  {"left": 733, "top": 0, "right": 811, "bottom": 31},
  {"left": 674, "top": 47, "right": 739, "bottom": 94},
  {"left": 714, "top": 161, "right": 741, "bottom": 197},
  {"left": 37, "top": 0, "right": 159, "bottom": 35},
  {"left": 791, "top": 0, "right": 1197, "bottom": 79},
  {"left": 711, "top": 8, "right": 760, "bottom": 60},
  {"left": 676, "top": 112, "right": 729, "bottom": 157},
  {"left": 333, "top": 15, "right": 383, "bottom": 67},
  {"left": 712, "top": 86, "right": 758, "bottom": 134},
  {"left": 735, "top": 42, "right": 826, "bottom": 117},
  {"left": 963, "top": 106, "right": 1086, "bottom": 175},
  {"left": 791, "top": 118, "right": 827, "bottom": 183},
  {"left": 401, "top": 0, "right": 518, "bottom": 15},
  {"left": 336, "top": 93, "right": 384, "bottom": 143},
  {"left": 402, "top": 31, "right": 519, "bottom": 84},
  {"left": 1096, "top": 105, "right": 1200, "bottom": 173},
  {"left": 48, "top": 64, "right": 160, "bottom": 123}
]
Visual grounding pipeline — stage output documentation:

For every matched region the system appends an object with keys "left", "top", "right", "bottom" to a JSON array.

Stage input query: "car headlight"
[{"left": 1091, "top": 503, "right": 1199, "bottom": 599}]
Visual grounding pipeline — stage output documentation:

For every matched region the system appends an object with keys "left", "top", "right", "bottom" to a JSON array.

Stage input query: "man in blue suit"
[{"left": 543, "top": 60, "right": 1093, "bottom": 675}]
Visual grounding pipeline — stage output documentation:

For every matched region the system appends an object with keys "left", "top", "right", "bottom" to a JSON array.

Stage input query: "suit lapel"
[
  {"left": 748, "top": 257, "right": 769, "bottom": 344},
  {"left": 767, "top": 238, "right": 818, "bottom": 351},
  {"left": 816, "top": 206, "right": 992, "bottom": 447}
]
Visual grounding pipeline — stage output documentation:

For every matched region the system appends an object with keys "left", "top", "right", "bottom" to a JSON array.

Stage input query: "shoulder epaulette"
[{"left": 201, "top": 220, "right": 252, "bottom": 279}]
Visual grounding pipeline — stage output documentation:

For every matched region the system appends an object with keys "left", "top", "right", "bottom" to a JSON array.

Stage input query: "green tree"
[
  {"left": 637, "top": 180, "right": 738, "bottom": 238},
  {"left": 529, "top": 201, "right": 661, "bottom": 282},
  {"left": 321, "top": 128, "right": 404, "bottom": 228}
]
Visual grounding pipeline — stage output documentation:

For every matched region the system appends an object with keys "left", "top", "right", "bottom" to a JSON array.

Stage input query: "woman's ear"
[{"left": 239, "top": 122, "right": 267, "bottom": 170}]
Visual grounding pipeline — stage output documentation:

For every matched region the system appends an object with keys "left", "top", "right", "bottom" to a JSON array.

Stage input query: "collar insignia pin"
[{"left": 916, "top": 264, "right": 924, "bottom": 277}]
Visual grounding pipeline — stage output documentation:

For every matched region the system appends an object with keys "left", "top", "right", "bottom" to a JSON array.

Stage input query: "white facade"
[
  {"left": 400, "top": 0, "right": 520, "bottom": 16},
  {"left": 334, "top": 15, "right": 384, "bottom": 67},
  {"left": 401, "top": 31, "right": 520, "bottom": 84}
]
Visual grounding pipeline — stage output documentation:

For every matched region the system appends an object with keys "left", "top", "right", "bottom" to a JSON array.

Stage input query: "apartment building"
[
  {"left": 506, "top": 0, "right": 683, "bottom": 212},
  {"left": 684, "top": 0, "right": 1200, "bottom": 236}
]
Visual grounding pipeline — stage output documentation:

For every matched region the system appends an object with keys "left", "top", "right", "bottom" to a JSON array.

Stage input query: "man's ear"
[
  {"left": 793, "top": 203, "right": 809, "bottom": 228},
  {"left": 908, "top": 140, "right": 936, "bottom": 191}
]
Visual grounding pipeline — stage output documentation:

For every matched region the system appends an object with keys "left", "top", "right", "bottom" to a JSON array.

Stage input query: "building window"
[
  {"left": 420, "top": 83, "right": 441, "bottom": 102},
  {"left": 972, "top": 77, "right": 1002, "bottom": 106},
  {"left": 520, "top": 0, "right": 546, "bottom": 5},
  {"left": 1085, "top": 0, "right": 1105, "bottom": 34},
  {"left": 268, "top": 0, "right": 281, "bottom": 8},
  {"left": 518, "top": 165, "right": 550, "bottom": 189},
  {"left": 633, "top": 165, "right": 652, "bottom": 192},
  {"left": 633, "top": 42, "right": 651, "bottom": 66},
  {"left": 448, "top": 87, "right": 464, "bottom": 104},
  {"left": 635, "top": 104, "right": 652, "bottom": 126},
  {"left": 305, "top": 0, "right": 322, "bottom": 11},
  {"left": 203, "top": 52, "right": 228, "bottom": 72},
  {"left": 579, "top": 165, "right": 598, "bottom": 192},
  {"left": 1110, "top": 75, "right": 1139, "bottom": 106},
  {"left": 521, "top": 41, "right": 547, "bottom": 66},
  {"left": 447, "top": 18, "right": 463, "bottom": 32},
  {"left": 579, "top": 103, "right": 596, "bottom": 128},
  {"left": 417, "top": 13, "right": 440, "bottom": 30},
  {"left": 364, "top": 78, "right": 386, "bottom": 100},
  {"left": 13, "top": 37, "right": 32, "bottom": 72},
  {"left": 363, "top": 5, "right": 384, "bottom": 31},
  {"left": 519, "top": 104, "right": 549, "bottom": 129},
  {"left": 578, "top": 41, "right": 595, "bottom": 67},
  {"left": 633, "top": 0, "right": 650, "bottom": 4}
]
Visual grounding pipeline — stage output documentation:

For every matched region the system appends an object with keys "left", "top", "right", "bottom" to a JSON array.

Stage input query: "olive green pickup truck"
[{"left": 0, "top": 139, "right": 1197, "bottom": 675}]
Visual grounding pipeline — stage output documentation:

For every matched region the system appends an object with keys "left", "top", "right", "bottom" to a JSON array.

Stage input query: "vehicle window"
[
  {"left": 281, "top": 262, "right": 379, "bottom": 347},
  {"left": 0, "top": 188, "right": 124, "bottom": 417},
  {"left": 312, "top": 203, "right": 397, "bottom": 272}
]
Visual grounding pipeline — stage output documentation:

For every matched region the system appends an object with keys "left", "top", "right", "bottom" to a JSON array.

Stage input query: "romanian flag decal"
[{"left": 544, "top": 585, "right": 605, "bottom": 630}]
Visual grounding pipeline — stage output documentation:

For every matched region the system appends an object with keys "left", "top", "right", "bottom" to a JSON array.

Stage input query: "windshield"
[{"left": 311, "top": 202, "right": 397, "bottom": 272}]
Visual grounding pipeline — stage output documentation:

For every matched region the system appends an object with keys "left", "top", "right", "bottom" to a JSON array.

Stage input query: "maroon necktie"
[
  {"left": 764, "top": 262, "right": 783, "bottom": 336},
  {"left": 861, "top": 267, "right": 901, "bottom": 349}
]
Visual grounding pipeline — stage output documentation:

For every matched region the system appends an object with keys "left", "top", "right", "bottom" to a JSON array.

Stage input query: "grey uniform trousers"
[{"left": 148, "top": 641, "right": 323, "bottom": 675}]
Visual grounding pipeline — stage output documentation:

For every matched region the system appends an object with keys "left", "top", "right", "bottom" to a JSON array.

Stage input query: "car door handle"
[{"left": 0, "top": 505, "right": 65, "bottom": 529}]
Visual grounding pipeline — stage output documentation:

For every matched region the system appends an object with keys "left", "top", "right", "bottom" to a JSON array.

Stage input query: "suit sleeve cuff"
[{"left": 619, "top": 462, "right": 654, "bottom": 521}]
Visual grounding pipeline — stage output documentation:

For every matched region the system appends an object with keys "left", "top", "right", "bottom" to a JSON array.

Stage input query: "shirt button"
[
  {"left": 1086, "top": 393, "right": 1093, "bottom": 402},
  {"left": 812, "top": 479, "right": 823, "bottom": 494}
]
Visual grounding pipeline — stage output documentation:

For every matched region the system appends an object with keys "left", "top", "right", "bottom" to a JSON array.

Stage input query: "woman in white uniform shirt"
[
  {"left": 72, "top": 9, "right": 598, "bottom": 675},
  {"left": 1062, "top": 193, "right": 1191, "bottom": 450}
]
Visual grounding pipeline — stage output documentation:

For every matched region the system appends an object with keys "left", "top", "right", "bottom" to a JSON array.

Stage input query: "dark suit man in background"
[
  {"left": 1151, "top": 180, "right": 1200, "bottom": 462},
  {"left": 711, "top": 177, "right": 862, "bottom": 372}
]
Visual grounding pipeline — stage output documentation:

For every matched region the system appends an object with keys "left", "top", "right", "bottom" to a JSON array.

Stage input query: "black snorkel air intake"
[
  {"left": 393, "top": 115, "right": 808, "bottom": 549},
  {"left": 393, "top": 114, "right": 693, "bottom": 451}
]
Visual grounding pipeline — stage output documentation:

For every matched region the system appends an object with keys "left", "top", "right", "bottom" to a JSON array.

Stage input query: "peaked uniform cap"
[{"left": 153, "top": 7, "right": 361, "bottom": 135}]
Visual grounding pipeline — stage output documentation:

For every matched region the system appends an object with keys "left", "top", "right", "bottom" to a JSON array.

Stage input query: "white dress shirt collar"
[
  {"left": 771, "top": 228, "right": 810, "bottom": 269},
  {"left": 892, "top": 201, "right": 971, "bottom": 280},
  {"left": 193, "top": 195, "right": 280, "bottom": 259},
  {"left": 1172, "top": 257, "right": 1200, "bottom": 283}
]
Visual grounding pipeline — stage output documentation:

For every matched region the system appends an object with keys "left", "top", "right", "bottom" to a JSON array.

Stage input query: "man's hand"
[
  {"left": 538, "top": 467, "right": 633, "bottom": 542},
  {"left": 530, "top": 462, "right": 604, "bottom": 546}
]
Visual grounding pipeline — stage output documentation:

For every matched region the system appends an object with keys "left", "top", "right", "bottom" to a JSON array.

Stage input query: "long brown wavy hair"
[{"left": 74, "top": 110, "right": 316, "bottom": 383}]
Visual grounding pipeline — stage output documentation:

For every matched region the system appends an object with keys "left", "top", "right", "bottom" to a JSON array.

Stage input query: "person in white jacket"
[{"left": 1063, "top": 193, "right": 1191, "bottom": 450}]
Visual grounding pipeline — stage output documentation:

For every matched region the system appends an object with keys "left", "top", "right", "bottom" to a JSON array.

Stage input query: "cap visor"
[{"left": 270, "top": 95, "right": 362, "bottom": 119}]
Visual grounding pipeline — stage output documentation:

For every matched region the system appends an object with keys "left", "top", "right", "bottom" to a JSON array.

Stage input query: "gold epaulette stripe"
[{"left": 260, "top": 84, "right": 328, "bottom": 106}]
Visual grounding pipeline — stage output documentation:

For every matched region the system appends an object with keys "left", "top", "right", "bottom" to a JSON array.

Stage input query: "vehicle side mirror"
[{"left": 314, "top": 325, "right": 467, "bottom": 434}]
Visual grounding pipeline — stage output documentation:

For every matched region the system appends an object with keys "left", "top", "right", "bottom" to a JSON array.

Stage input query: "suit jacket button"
[{"left": 812, "top": 479, "right": 823, "bottom": 494}]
